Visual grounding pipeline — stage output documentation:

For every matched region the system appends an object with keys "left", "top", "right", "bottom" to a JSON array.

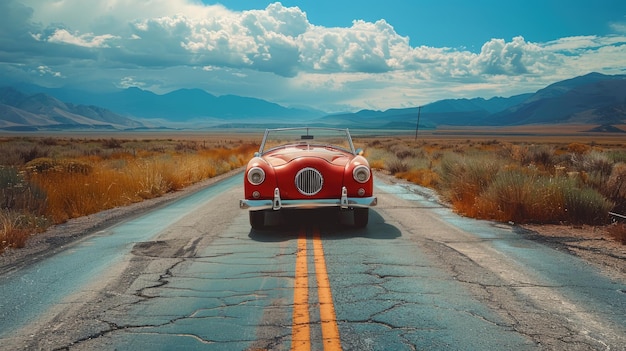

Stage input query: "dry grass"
[
  {"left": 364, "top": 135, "right": 626, "bottom": 240},
  {"left": 0, "top": 136, "right": 258, "bottom": 252},
  {"left": 3, "top": 130, "right": 626, "bottom": 250}
]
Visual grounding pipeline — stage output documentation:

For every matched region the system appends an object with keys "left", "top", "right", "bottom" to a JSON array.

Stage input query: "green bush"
[{"left": 563, "top": 186, "right": 613, "bottom": 225}]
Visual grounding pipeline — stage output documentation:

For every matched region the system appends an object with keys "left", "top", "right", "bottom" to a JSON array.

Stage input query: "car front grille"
[{"left": 295, "top": 167, "right": 323, "bottom": 196}]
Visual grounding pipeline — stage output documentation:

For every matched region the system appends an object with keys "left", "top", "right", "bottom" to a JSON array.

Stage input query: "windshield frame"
[{"left": 258, "top": 127, "right": 356, "bottom": 156}]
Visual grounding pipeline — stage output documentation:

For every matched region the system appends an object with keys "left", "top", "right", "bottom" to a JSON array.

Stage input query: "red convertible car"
[{"left": 240, "top": 127, "right": 377, "bottom": 229}]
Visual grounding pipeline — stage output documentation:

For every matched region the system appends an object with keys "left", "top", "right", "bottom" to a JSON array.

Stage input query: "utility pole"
[{"left": 414, "top": 106, "right": 422, "bottom": 141}]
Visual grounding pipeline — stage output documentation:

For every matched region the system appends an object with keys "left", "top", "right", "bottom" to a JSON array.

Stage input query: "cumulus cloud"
[
  {"left": 46, "top": 29, "right": 118, "bottom": 48},
  {"left": 299, "top": 19, "right": 410, "bottom": 73},
  {"left": 2, "top": 0, "right": 626, "bottom": 110},
  {"left": 6, "top": 0, "right": 618, "bottom": 78},
  {"left": 472, "top": 36, "right": 555, "bottom": 76}
]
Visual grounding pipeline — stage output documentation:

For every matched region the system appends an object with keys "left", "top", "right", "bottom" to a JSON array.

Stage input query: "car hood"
[{"left": 263, "top": 147, "right": 351, "bottom": 167}]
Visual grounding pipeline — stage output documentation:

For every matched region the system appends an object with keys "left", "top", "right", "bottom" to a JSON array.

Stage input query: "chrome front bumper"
[{"left": 240, "top": 186, "right": 377, "bottom": 211}]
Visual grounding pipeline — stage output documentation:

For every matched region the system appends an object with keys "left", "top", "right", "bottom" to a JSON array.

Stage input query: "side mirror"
[
  {"left": 355, "top": 148, "right": 364, "bottom": 156},
  {"left": 254, "top": 152, "right": 260, "bottom": 157}
]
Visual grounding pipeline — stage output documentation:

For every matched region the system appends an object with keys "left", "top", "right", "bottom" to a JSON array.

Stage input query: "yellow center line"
[
  {"left": 291, "top": 227, "right": 342, "bottom": 351},
  {"left": 291, "top": 228, "right": 311, "bottom": 351},
  {"left": 313, "top": 228, "right": 342, "bottom": 351}
]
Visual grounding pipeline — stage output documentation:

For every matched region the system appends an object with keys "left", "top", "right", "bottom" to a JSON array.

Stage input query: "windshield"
[{"left": 259, "top": 128, "right": 356, "bottom": 155}]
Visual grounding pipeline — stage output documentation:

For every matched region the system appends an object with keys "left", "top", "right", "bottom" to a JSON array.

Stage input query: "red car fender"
[
  {"left": 244, "top": 157, "right": 277, "bottom": 199},
  {"left": 343, "top": 155, "right": 373, "bottom": 197}
]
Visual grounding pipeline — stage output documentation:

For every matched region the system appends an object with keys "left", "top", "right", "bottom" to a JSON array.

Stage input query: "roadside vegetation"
[
  {"left": 2, "top": 135, "right": 625, "bottom": 252},
  {"left": 0, "top": 136, "right": 258, "bottom": 252},
  {"left": 366, "top": 138, "right": 626, "bottom": 244}
]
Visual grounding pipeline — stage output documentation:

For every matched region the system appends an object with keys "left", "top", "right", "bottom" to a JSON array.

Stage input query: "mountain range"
[
  {"left": 0, "top": 88, "right": 145, "bottom": 131},
  {"left": 1, "top": 72, "right": 625, "bottom": 131},
  {"left": 318, "top": 72, "right": 626, "bottom": 130}
]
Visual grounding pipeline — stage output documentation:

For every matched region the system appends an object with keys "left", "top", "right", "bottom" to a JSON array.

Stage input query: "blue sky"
[
  {"left": 1, "top": 0, "right": 625, "bottom": 112},
  {"left": 207, "top": 0, "right": 626, "bottom": 50}
]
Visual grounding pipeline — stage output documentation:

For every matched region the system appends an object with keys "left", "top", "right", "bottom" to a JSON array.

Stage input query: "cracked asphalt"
[{"left": 0, "top": 173, "right": 624, "bottom": 350}]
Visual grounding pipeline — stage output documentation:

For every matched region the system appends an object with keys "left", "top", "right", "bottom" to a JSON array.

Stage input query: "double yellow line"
[{"left": 292, "top": 228, "right": 342, "bottom": 351}]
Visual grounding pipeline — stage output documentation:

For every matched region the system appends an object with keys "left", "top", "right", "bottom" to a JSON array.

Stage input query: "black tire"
[
  {"left": 249, "top": 211, "right": 266, "bottom": 230},
  {"left": 353, "top": 208, "right": 369, "bottom": 228}
]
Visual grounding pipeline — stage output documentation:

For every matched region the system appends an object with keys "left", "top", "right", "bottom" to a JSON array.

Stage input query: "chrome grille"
[{"left": 295, "top": 167, "right": 323, "bottom": 196}]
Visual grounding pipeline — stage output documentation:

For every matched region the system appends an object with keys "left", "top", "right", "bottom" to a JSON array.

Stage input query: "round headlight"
[
  {"left": 353, "top": 165, "right": 371, "bottom": 183},
  {"left": 247, "top": 167, "right": 265, "bottom": 185}
]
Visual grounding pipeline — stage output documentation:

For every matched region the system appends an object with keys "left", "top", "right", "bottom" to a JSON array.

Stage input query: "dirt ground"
[{"left": 518, "top": 223, "right": 626, "bottom": 282}]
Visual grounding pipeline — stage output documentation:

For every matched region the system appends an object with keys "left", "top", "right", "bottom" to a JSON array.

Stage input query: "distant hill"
[
  {"left": 314, "top": 94, "right": 532, "bottom": 129},
  {"left": 487, "top": 72, "right": 626, "bottom": 125},
  {"left": 0, "top": 88, "right": 145, "bottom": 131},
  {"left": 3, "top": 72, "right": 625, "bottom": 131},
  {"left": 20, "top": 86, "right": 325, "bottom": 123},
  {"left": 314, "top": 72, "right": 626, "bottom": 129}
]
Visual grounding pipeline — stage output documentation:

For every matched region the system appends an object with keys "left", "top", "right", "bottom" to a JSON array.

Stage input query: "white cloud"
[
  {"left": 117, "top": 76, "right": 145, "bottom": 89},
  {"left": 610, "top": 18, "right": 626, "bottom": 34},
  {"left": 2, "top": 0, "right": 626, "bottom": 111},
  {"left": 46, "top": 29, "right": 118, "bottom": 48},
  {"left": 35, "top": 65, "right": 62, "bottom": 78},
  {"left": 299, "top": 19, "right": 411, "bottom": 73},
  {"left": 20, "top": 0, "right": 230, "bottom": 32}
]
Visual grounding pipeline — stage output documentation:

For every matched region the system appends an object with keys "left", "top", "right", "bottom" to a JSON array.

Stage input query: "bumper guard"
[{"left": 240, "top": 186, "right": 377, "bottom": 211}]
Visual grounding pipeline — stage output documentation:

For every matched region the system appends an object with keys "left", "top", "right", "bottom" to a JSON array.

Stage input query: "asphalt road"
[{"left": 0, "top": 173, "right": 624, "bottom": 350}]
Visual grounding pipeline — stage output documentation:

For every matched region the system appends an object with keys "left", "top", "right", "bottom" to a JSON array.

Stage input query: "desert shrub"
[
  {"left": 506, "top": 144, "right": 529, "bottom": 164},
  {"left": 391, "top": 144, "right": 415, "bottom": 159},
  {"left": 0, "top": 166, "right": 22, "bottom": 190},
  {"left": 606, "top": 149, "right": 626, "bottom": 163},
  {"left": 366, "top": 148, "right": 395, "bottom": 170},
  {"left": 0, "top": 167, "right": 49, "bottom": 252},
  {"left": 175, "top": 141, "right": 199, "bottom": 152},
  {"left": 20, "top": 145, "right": 50, "bottom": 164},
  {"left": 25, "top": 158, "right": 93, "bottom": 175},
  {"left": 102, "top": 138, "right": 123, "bottom": 149},
  {"left": 571, "top": 151, "right": 613, "bottom": 175},
  {"left": 386, "top": 158, "right": 409, "bottom": 174},
  {"left": 1, "top": 210, "right": 50, "bottom": 252},
  {"left": 474, "top": 169, "right": 568, "bottom": 223},
  {"left": 568, "top": 151, "right": 615, "bottom": 199},
  {"left": 567, "top": 142, "right": 591, "bottom": 154},
  {"left": 59, "top": 160, "right": 93, "bottom": 175},
  {"left": 25, "top": 158, "right": 58, "bottom": 173},
  {"left": 0, "top": 140, "right": 50, "bottom": 166},
  {"left": 438, "top": 153, "right": 503, "bottom": 215},
  {"left": 604, "top": 162, "right": 626, "bottom": 213},
  {"left": 38, "top": 137, "right": 59, "bottom": 146},
  {"left": 507, "top": 144, "right": 561, "bottom": 171},
  {"left": 476, "top": 169, "right": 537, "bottom": 222},
  {"left": 396, "top": 169, "right": 439, "bottom": 188},
  {"left": 563, "top": 186, "right": 613, "bottom": 225},
  {"left": 368, "top": 139, "right": 382, "bottom": 148},
  {"left": 0, "top": 166, "right": 47, "bottom": 214},
  {"left": 472, "top": 169, "right": 613, "bottom": 224},
  {"left": 523, "top": 145, "right": 556, "bottom": 170}
]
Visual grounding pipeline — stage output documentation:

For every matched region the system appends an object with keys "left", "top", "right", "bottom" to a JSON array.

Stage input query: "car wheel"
[
  {"left": 249, "top": 210, "right": 266, "bottom": 230},
  {"left": 353, "top": 208, "right": 369, "bottom": 228}
]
